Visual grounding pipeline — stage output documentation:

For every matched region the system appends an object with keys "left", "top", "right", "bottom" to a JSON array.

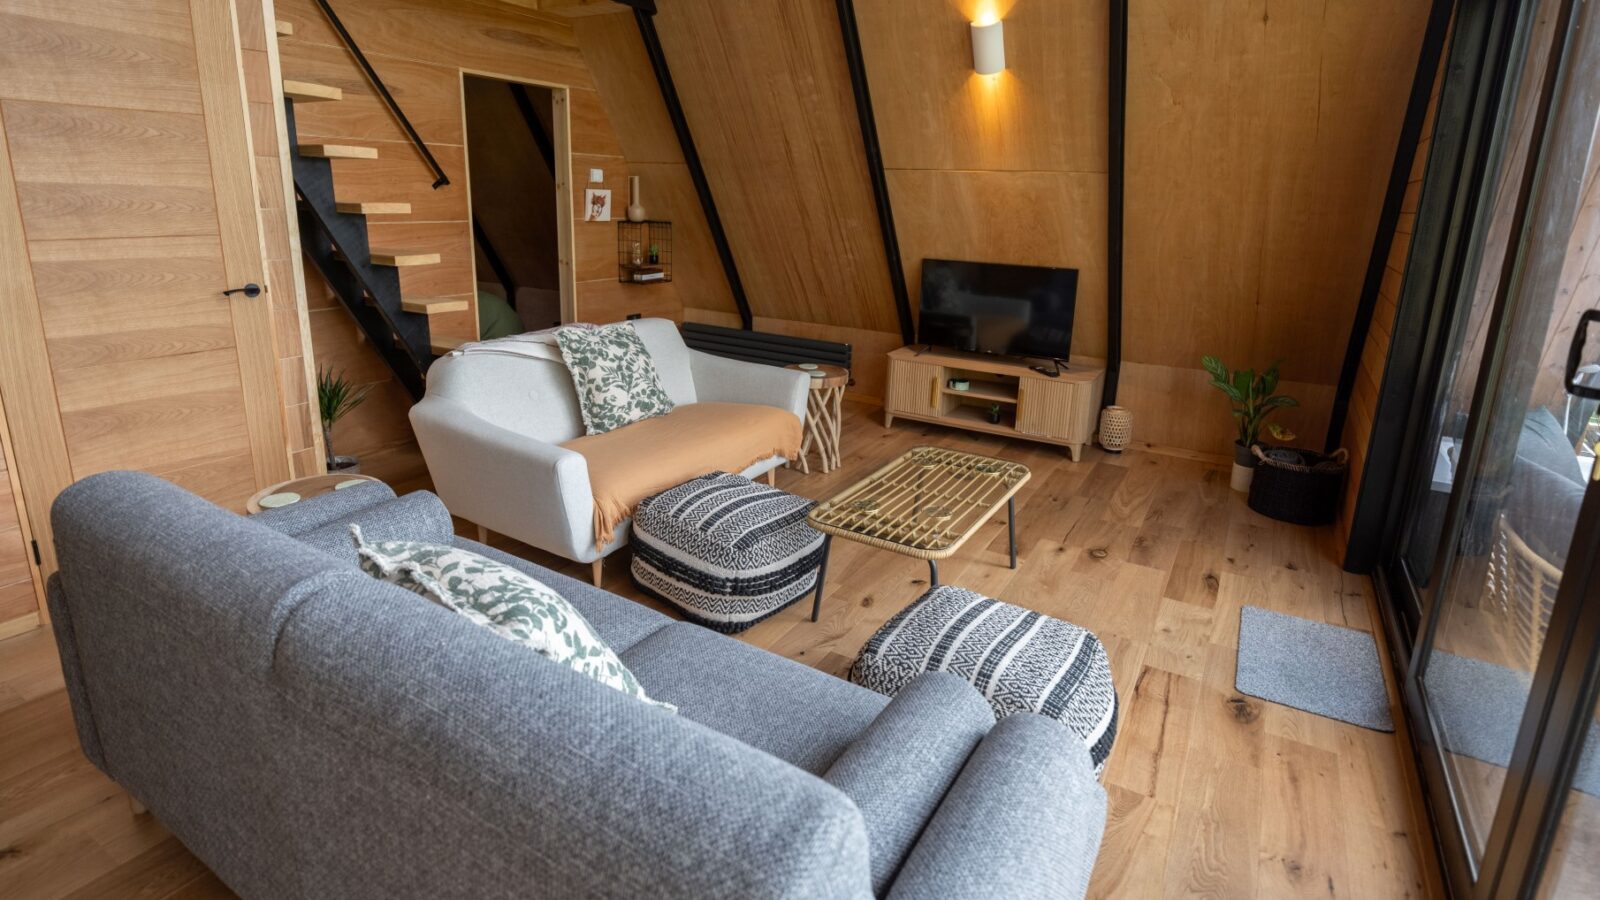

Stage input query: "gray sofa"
[{"left": 46, "top": 472, "right": 1106, "bottom": 899}]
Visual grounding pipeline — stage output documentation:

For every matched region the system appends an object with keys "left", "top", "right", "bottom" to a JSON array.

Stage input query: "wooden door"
[
  {"left": 0, "top": 0, "right": 291, "bottom": 580},
  {"left": 1015, "top": 377, "right": 1076, "bottom": 439},
  {"left": 886, "top": 359, "right": 942, "bottom": 417}
]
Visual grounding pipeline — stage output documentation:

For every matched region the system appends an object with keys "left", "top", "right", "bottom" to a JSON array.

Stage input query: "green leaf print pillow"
[
  {"left": 553, "top": 322, "right": 675, "bottom": 435},
  {"left": 350, "top": 525, "right": 673, "bottom": 712}
]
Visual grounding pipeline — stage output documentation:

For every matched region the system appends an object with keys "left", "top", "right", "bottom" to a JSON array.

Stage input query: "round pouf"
[
  {"left": 850, "top": 585, "right": 1119, "bottom": 775},
  {"left": 631, "top": 472, "right": 826, "bottom": 633}
]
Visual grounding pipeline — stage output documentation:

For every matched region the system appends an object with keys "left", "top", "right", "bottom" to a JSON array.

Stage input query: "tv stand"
[{"left": 883, "top": 347, "right": 1105, "bottom": 461}]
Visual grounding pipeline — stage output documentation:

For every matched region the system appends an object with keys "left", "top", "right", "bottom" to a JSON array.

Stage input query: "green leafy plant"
[
  {"left": 318, "top": 366, "right": 370, "bottom": 469},
  {"left": 1201, "top": 356, "right": 1299, "bottom": 448}
]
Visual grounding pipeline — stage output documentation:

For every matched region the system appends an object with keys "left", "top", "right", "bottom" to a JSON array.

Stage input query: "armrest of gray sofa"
[
  {"left": 824, "top": 672, "right": 995, "bottom": 894},
  {"left": 887, "top": 714, "right": 1107, "bottom": 900}
]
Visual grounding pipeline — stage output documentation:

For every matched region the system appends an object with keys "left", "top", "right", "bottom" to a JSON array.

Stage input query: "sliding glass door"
[{"left": 1369, "top": 0, "right": 1600, "bottom": 894}]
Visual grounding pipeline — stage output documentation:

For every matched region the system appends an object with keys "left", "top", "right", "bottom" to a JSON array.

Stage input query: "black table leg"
[
  {"left": 1008, "top": 496, "right": 1017, "bottom": 569},
  {"left": 928, "top": 558, "right": 939, "bottom": 587},
  {"left": 811, "top": 535, "right": 832, "bottom": 622}
]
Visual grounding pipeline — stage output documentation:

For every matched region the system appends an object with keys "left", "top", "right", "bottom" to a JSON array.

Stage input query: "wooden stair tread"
[
  {"left": 403, "top": 297, "right": 470, "bottom": 314},
  {"left": 335, "top": 200, "right": 412, "bottom": 215},
  {"left": 369, "top": 248, "right": 440, "bottom": 267},
  {"left": 283, "top": 80, "right": 341, "bottom": 102},
  {"left": 364, "top": 295, "right": 470, "bottom": 315},
  {"left": 298, "top": 143, "right": 378, "bottom": 159},
  {"left": 430, "top": 335, "right": 468, "bottom": 355},
  {"left": 276, "top": 19, "right": 293, "bottom": 36}
]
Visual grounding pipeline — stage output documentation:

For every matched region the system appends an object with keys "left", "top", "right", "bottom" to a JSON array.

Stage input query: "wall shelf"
[{"left": 617, "top": 220, "right": 672, "bottom": 284}]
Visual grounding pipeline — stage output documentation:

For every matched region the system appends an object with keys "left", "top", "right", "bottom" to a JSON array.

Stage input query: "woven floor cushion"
[
  {"left": 630, "top": 472, "right": 826, "bottom": 633},
  {"left": 850, "top": 585, "right": 1119, "bottom": 774}
]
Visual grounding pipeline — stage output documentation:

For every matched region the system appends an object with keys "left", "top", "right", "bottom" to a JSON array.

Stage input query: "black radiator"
[{"left": 681, "top": 322, "right": 852, "bottom": 376}]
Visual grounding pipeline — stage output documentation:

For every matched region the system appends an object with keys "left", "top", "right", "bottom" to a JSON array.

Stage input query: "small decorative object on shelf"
[
  {"left": 618, "top": 220, "right": 672, "bottom": 284},
  {"left": 626, "top": 175, "right": 646, "bottom": 222},
  {"left": 1098, "top": 405, "right": 1132, "bottom": 452},
  {"left": 986, "top": 402, "right": 1004, "bottom": 424},
  {"left": 948, "top": 378, "right": 970, "bottom": 391}
]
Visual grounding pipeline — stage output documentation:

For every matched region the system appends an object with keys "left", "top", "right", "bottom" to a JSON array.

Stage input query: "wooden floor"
[{"left": 0, "top": 400, "right": 1438, "bottom": 898}]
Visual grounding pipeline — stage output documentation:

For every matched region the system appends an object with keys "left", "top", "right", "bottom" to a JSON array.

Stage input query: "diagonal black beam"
[
  {"left": 631, "top": 5, "right": 752, "bottom": 329},
  {"left": 1324, "top": 0, "right": 1456, "bottom": 454},
  {"left": 473, "top": 216, "right": 519, "bottom": 307},
  {"left": 1102, "top": 0, "right": 1127, "bottom": 409},
  {"left": 509, "top": 83, "right": 556, "bottom": 172},
  {"left": 833, "top": 0, "right": 914, "bottom": 346}
]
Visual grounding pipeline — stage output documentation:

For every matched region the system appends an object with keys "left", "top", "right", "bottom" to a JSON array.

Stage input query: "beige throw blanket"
[{"left": 561, "top": 402, "right": 802, "bottom": 547}]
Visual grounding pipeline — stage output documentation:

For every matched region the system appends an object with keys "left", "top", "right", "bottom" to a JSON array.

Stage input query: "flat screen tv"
[{"left": 916, "top": 259, "right": 1078, "bottom": 360}]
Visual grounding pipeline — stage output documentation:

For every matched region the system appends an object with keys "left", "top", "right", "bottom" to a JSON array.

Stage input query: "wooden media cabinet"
[{"left": 883, "top": 347, "right": 1105, "bottom": 461}]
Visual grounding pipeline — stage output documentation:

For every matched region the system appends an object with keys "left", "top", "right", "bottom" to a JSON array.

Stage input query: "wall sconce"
[{"left": 971, "top": 15, "right": 1005, "bottom": 75}]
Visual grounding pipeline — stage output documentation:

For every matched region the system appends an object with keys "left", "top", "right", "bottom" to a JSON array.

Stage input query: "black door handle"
[
  {"left": 222, "top": 283, "right": 262, "bottom": 299},
  {"left": 1566, "top": 309, "right": 1600, "bottom": 399}
]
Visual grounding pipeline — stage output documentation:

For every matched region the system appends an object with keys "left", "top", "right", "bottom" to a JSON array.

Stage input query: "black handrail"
[
  {"left": 473, "top": 216, "right": 519, "bottom": 307},
  {"left": 314, "top": 0, "right": 449, "bottom": 189}
]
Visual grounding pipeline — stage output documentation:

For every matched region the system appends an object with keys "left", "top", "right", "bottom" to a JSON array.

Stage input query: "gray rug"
[
  {"left": 1426, "top": 651, "right": 1600, "bottom": 798},
  {"left": 1236, "top": 605, "right": 1394, "bottom": 732}
]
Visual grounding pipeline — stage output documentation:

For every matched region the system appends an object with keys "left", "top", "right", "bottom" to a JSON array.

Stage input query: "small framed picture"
[{"left": 585, "top": 189, "right": 612, "bottom": 222}]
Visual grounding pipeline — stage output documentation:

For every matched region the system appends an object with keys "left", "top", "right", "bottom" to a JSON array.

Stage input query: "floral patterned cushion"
[
  {"left": 554, "top": 322, "right": 675, "bottom": 436},
  {"left": 350, "top": 526, "right": 673, "bottom": 711}
]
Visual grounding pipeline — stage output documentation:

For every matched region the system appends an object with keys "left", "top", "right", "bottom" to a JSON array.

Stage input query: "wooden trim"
[
  {"left": 0, "top": 612, "right": 41, "bottom": 643},
  {"left": 0, "top": 104, "right": 74, "bottom": 582},
  {"left": 193, "top": 0, "right": 293, "bottom": 489},
  {"left": 264, "top": 0, "right": 325, "bottom": 473},
  {"left": 0, "top": 387, "right": 47, "bottom": 628}
]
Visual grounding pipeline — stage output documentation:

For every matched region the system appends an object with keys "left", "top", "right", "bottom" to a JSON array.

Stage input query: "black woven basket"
[{"left": 1247, "top": 445, "right": 1349, "bottom": 526}]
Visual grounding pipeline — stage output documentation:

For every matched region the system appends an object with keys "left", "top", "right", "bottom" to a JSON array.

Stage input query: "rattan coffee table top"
[{"left": 806, "top": 446, "right": 1030, "bottom": 559}]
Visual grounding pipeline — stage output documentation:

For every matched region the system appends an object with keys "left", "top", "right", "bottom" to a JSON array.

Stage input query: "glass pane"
[
  {"left": 1398, "top": 0, "right": 1563, "bottom": 593},
  {"left": 1422, "top": 0, "right": 1600, "bottom": 868}
]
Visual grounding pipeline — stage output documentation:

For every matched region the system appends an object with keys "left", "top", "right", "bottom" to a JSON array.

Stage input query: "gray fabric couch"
[{"left": 46, "top": 471, "right": 1106, "bottom": 899}]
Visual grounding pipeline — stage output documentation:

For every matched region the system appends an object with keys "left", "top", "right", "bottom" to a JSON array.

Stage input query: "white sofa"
[{"left": 410, "top": 318, "right": 809, "bottom": 584}]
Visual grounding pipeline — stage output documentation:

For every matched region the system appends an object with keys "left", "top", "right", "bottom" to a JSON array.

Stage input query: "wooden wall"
[
  {"left": 274, "top": 0, "right": 710, "bottom": 484},
  {"left": 0, "top": 390, "right": 45, "bottom": 639}
]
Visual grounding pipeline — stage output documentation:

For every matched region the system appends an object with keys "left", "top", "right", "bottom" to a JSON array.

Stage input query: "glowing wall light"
[{"left": 971, "top": 13, "right": 1005, "bottom": 75}]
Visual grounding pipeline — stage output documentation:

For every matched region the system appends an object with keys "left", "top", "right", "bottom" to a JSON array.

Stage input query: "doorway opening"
[{"left": 462, "top": 73, "right": 568, "bottom": 335}]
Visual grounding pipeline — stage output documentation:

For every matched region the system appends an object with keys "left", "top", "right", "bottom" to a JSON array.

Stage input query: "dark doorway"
[{"left": 463, "top": 74, "right": 562, "bottom": 334}]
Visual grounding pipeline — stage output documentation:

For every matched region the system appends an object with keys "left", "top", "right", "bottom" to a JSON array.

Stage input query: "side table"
[
  {"left": 246, "top": 473, "right": 381, "bottom": 514},
  {"left": 785, "top": 364, "right": 847, "bottom": 474}
]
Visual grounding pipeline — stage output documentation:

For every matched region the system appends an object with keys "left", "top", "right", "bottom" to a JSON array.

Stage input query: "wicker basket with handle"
[{"left": 1246, "top": 445, "right": 1349, "bottom": 526}]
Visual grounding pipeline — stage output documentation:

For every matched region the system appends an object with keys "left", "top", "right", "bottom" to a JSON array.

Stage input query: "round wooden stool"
[
  {"left": 786, "top": 364, "right": 848, "bottom": 474},
  {"left": 245, "top": 473, "right": 381, "bottom": 514}
]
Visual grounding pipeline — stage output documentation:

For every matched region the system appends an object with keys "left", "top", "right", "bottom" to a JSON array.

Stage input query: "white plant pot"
[{"left": 1230, "top": 461, "right": 1255, "bottom": 493}]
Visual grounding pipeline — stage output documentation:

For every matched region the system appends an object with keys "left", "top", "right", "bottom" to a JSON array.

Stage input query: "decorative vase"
[
  {"left": 1098, "top": 405, "right": 1131, "bottom": 452},
  {"left": 626, "top": 175, "right": 646, "bottom": 223}
]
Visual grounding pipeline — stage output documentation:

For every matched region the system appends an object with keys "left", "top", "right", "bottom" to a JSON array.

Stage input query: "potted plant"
[
  {"left": 318, "top": 366, "right": 370, "bottom": 474},
  {"left": 1201, "top": 356, "right": 1298, "bottom": 492},
  {"left": 987, "top": 402, "right": 1004, "bottom": 425}
]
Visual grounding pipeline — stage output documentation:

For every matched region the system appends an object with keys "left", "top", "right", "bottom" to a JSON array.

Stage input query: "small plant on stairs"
[{"left": 319, "top": 366, "right": 371, "bottom": 473}]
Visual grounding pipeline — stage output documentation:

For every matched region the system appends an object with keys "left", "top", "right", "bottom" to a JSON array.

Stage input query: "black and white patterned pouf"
[
  {"left": 850, "top": 586, "right": 1119, "bottom": 774},
  {"left": 630, "top": 472, "right": 827, "bottom": 633}
]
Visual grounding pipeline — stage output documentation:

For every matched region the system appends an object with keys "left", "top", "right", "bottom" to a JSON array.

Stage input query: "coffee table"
[{"left": 805, "top": 446, "right": 1030, "bottom": 617}]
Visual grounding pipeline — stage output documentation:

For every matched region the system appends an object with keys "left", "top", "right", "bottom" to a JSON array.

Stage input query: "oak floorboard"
[{"left": 0, "top": 399, "right": 1435, "bottom": 898}]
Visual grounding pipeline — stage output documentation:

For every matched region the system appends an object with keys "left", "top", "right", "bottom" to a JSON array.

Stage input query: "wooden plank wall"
[
  {"left": 0, "top": 390, "right": 45, "bottom": 639},
  {"left": 584, "top": 0, "right": 906, "bottom": 399},
  {"left": 272, "top": 0, "right": 707, "bottom": 485}
]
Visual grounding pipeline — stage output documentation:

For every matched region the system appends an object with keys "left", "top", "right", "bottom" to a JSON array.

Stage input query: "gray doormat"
[
  {"left": 1236, "top": 605, "right": 1394, "bottom": 732},
  {"left": 1426, "top": 651, "right": 1600, "bottom": 798}
]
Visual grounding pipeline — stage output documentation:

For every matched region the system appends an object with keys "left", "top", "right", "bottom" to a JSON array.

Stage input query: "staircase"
[{"left": 281, "top": 81, "right": 462, "bottom": 400}]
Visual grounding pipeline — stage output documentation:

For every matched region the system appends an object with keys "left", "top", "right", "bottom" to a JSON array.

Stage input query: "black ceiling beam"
[
  {"left": 630, "top": 4, "right": 752, "bottom": 329},
  {"left": 833, "top": 0, "right": 914, "bottom": 346},
  {"left": 1102, "top": 0, "right": 1127, "bottom": 409}
]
